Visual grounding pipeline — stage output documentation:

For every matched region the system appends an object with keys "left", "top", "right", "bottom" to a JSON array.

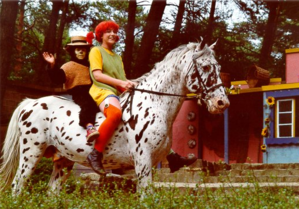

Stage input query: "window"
[{"left": 276, "top": 99, "right": 295, "bottom": 138}]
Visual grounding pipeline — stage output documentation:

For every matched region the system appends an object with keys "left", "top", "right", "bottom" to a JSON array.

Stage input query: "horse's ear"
[
  {"left": 199, "top": 37, "right": 206, "bottom": 50},
  {"left": 209, "top": 39, "right": 218, "bottom": 50}
]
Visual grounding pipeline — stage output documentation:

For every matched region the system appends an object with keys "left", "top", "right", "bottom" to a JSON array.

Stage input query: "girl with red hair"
[{"left": 86, "top": 20, "right": 136, "bottom": 175}]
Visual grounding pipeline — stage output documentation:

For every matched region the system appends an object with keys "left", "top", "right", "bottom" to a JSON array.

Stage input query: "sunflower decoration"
[
  {"left": 261, "top": 127, "right": 269, "bottom": 137},
  {"left": 266, "top": 96, "right": 275, "bottom": 107},
  {"left": 261, "top": 144, "right": 267, "bottom": 152},
  {"left": 264, "top": 117, "right": 271, "bottom": 124}
]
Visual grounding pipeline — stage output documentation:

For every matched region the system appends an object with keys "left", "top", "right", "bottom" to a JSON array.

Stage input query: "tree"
[
  {"left": 123, "top": 0, "right": 137, "bottom": 79},
  {"left": 259, "top": 2, "right": 280, "bottom": 69},
  {"left": 55, "top": 0, "right": 69, "bottom": 65},
  {"left": 169, "top": 0, "right": 186, "bottom": 49},
  {"left": 0, "top": 0, "right": 19, "bottom": 122},
  {"left": 133, "top": 0, "right": 167, "bottom": 78},
  {"left": 14, "top": 0, "right": 26, "bottom": 78},
  {"left": 36, "top": 0, "right": 63, "bottom": 85},
  {"left": 205, "top": 0, "right": 217, "bottom": 45}
]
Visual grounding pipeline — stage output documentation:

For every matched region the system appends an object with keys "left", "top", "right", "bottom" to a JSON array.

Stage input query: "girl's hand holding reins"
[{"left": 118, "top": 80, "right": 138, "bottom": 93}]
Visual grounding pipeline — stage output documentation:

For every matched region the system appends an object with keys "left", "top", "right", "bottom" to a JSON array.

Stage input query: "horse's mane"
[{"left": 132, "top": 43, "right": 199, "bottom": 83}]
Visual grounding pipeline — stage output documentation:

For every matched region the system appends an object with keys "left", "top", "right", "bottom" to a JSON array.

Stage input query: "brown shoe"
[
  {"left": 86, "top": 127, "right": 99, "bottom": 142},
  {"left": 87, "top": 149, "right": 106, "bottom": 175}
]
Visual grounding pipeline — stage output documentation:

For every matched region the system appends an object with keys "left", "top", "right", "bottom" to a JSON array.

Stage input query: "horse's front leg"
[
  {"left": 134, "top": 152, "right": 153, "bottom": 192},
  {"left": 48, "top": 157, "right": 74, "bottom": 194}
]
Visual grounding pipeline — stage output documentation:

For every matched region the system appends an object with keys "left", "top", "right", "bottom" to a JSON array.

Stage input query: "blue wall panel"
[{"left": 266, "top": 145, "right": 299, "bottom": 163}]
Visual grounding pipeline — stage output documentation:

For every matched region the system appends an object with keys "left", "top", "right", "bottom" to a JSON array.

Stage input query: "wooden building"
[{"left": 172, "top": 48, "right": 299, "bottom": 164}]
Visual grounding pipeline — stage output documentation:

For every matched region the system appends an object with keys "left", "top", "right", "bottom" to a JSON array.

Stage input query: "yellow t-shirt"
[{"left": 89, "top": 46, "right": 126, "bottom": 106}]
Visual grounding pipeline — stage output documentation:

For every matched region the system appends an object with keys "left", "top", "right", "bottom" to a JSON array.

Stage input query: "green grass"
[
  {"left": 0, "top": 180, "right": 298, "bottom": 209},
  {"left": 0, "top": 159, "right": 298, "bottom": 208}
]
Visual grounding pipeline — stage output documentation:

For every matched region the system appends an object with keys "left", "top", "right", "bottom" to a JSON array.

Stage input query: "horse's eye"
[{"left": 203, "top": 66, "right": 211, "bottom": 71}]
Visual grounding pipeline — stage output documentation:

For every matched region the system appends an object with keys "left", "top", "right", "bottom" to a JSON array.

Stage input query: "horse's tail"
[{"left": 0, "top": 98, "right": 34, "bottom": 190}]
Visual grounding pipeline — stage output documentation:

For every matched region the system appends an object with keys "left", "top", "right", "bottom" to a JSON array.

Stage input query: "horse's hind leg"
[
  {"left": 12, "top": 142, "right": 46, "bottom": 195},
  {"left": 48, "top": 157, "right": 74, "bottom": 194}
]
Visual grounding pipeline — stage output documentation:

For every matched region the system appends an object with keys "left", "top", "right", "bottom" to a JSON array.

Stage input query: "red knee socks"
[{"left": 94, "top": 104, "right": 122, "bottom": 152}]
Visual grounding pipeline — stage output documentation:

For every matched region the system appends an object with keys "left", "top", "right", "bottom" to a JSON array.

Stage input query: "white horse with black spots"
[{"left": 0, "top": 41, "right": 229, "bottom": 195}]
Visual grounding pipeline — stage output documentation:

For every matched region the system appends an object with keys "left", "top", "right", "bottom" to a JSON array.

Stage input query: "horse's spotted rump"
[
  {"left": 31, "top": 127, "right": 38, "bottom": 134},
  {"left": 19, "top": 110, "right": 26, "bottom": 120},
  {"left": 22, "top": 147, "right": 30, "bottom": 154},
  {"left": 41, "top": 103, "right": 48, "bottom": 110},
  {"left": 21, "top": 110, "right": 33, "bottom": 121}
]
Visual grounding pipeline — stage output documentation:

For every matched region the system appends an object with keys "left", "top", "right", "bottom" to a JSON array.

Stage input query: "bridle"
[{"left": 184, "top": 54, "right": 223, "bottom": 101}]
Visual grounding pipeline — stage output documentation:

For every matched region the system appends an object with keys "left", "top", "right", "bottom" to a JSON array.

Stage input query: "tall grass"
[
  {"left": 0, "top": 180, "right": 298, "bottom": 208},
  {"left": 0, "top": 158, "right": 298, "bottom": 208}
]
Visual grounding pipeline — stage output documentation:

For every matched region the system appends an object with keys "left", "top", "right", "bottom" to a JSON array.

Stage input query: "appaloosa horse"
[{"left": 0, "top": 41, "right": 229, "bottom": 194}]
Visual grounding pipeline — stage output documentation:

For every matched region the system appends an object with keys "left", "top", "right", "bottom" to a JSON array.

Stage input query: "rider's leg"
[
  {"left": 51, "top": 96, "right": 99, "bottom": 162},
  {"left": 77, "top": 96, "right": 100, "bottom": 142},
  {"left": 87, "top": 97, "right": 122, "bottom": 175}
]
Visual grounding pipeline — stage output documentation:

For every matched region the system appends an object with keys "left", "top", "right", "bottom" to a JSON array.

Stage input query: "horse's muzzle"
[{"left": 206, "top": 95, "right": 230, "bottom": 114}]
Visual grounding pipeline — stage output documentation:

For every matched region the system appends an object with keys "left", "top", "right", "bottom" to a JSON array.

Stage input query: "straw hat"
[{"left": 64, "top": 36, "right": 91, "bottom": 51}]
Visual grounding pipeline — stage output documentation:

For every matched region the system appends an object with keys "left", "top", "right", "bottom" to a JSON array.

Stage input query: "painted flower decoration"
[
  {"left": 261, "top": 127, "right": 268, "bottom": 137},
  {"left": 261, "top": 144, "right": 267, "bottom": 152},
  {"left": 266, "top": 96, "right": 275, "bottom": 107},
  {"left": 264, "top": 117, "right": 271, "bottom": 124}
]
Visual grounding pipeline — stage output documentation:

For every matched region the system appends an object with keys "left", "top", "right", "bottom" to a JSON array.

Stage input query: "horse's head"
[{"left": 185, "top": 40, "right": 230, "bottom": 114}]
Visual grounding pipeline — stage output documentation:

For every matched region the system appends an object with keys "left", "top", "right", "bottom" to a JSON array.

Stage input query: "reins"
[
  {"left": 128, "top": 88, "right": 198, "bottom": 99},
  {"left": 122, "top": 88, "right": 199, "bottom": 117}
]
